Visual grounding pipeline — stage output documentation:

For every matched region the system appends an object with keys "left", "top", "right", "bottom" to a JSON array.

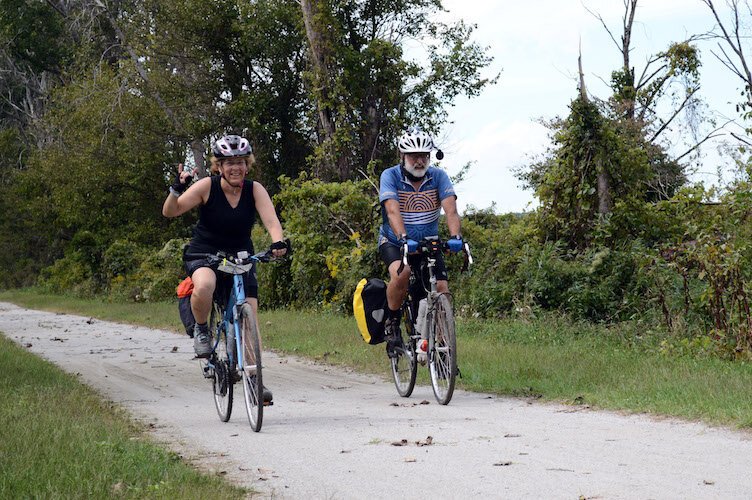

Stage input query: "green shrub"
[
  {"left": 108, "top": 239, "right": 185, "bottom": 302},
  {"left": 275, "top": 173, "right": 381, "bottom": 311},
  {"left": 102, "top": 239, "right": 147, "bottom": 281},
  {"left": 37, "top": 256, "right": 97, "bottom": 297}
]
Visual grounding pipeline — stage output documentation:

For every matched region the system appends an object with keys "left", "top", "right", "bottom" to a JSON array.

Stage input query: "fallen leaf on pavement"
[
  {"left": 416, "top": 436, "right": 433, "bottom": 446},
  {"left": 391, "top": 439, "right": 408, "bottom": 446}
]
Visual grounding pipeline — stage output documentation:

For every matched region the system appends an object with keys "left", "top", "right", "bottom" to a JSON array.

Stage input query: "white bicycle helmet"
[
  {"left": 212, "top": 134, "right": 252, "bottom": 158},
  {"left": 398, "top": 127, "right": 434, "bottom": 153}
]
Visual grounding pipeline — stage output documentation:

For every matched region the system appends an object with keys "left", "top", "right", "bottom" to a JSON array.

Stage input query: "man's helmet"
[
  {"left": 398, "top": 127, "right": 434, "bottom": 153},
  {"left": 212, "top": 135, "right": 252, "bottom": 159}
]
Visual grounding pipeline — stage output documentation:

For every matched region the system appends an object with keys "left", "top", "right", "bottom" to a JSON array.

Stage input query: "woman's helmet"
[
  {"left": 212, "top": 135, "right": 252, "bottom": 159},
  {"left": 398, "top": 127, "right": 434, "bottom": 153}
]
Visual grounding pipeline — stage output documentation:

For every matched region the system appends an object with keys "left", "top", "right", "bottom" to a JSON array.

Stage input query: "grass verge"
[
  {"left": 1, "top": 288, "right": 751, "bottom": 430},
  {"left": 0, "top": 333, "right": 247, "bottom": 499}
]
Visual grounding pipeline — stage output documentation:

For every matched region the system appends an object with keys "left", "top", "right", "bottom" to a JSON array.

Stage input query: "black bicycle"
[{"left": 390, "top": 237, "right": 472, "bottom": 405}]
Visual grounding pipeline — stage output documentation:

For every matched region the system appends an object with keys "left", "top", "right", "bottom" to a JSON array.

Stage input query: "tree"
[
  {"left": 587, "top": 1, "right": 712, "bottom": 177},
  {"left": 521, "top": 1, "right": 708, "bottom": 249},
  {"left": 299, "top": 0, "right": 497, "bottom": 181}
]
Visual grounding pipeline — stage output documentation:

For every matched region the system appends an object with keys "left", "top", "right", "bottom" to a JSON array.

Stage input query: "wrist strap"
[{"left": 169, "top": 186, "right": 182, "bottom": 198}]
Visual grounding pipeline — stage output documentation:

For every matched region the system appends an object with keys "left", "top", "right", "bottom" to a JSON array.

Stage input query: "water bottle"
[
  {"left": 415, "top": 298, "right": 428, "bottom": 365},
  {"left": 415, "top": 298, "right": 428, "bottom": 338}
]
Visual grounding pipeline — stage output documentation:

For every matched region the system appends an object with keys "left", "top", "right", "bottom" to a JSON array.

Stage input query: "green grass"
[
  {"left": 2, "top": 288, "right": 752, "bottom": 430},
  {"left": 0, "top": 334, "right": 248, "bottom": 499}
]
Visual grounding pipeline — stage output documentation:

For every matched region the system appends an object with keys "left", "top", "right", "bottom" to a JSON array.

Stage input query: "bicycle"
[
  {"left": 389, "top": 236, "right": 472, "bottom": 405},
  {"left": 185, "top": 243, "right": 287, "bottom": 432}
]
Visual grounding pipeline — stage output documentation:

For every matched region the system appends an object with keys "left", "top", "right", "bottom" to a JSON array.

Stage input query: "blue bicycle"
[{"left": 185, "top": 244, "right": 286, "bottom": 432}]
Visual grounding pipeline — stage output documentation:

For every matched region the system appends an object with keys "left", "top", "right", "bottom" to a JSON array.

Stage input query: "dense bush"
[{"left": 274, "top": 173, "right": 382, "bottom": 312}]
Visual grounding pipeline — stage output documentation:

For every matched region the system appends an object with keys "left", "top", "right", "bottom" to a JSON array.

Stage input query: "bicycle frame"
[
  {"left": 209, "top": 256, "right": 257, "bottom": 375},
  {"left": 408, "top": 244, "right": 443, "bottom": 353},
  {"left": 421, "top": 254, "right": 440, "bottom": 355}
]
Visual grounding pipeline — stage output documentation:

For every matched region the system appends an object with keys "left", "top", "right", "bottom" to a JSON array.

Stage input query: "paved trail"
[{"left": 1, "top": 302, "right": 750, "bottom": 499}]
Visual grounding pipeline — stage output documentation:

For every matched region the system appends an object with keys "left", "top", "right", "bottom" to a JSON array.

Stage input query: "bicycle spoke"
[
  {"left": 391, "top": 304, "right": 417, "bottom": 397},
  {"left": 210, "top": 302, "right": 233, "bottom": 422},
  {"left": 239, "top": 303, "right": 263, "bottom": 432},
  {"left": 429, "top": 294, "right": 457, "bottom": 405}
]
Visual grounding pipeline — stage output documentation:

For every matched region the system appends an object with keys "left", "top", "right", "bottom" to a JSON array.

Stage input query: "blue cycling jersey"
[{"left": 378, "top": 164, "right": 456, "bottom": 246}]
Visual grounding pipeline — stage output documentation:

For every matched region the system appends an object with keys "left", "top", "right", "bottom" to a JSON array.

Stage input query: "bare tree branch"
[
  {"left": 675, "top": 122, "right": 730, "bottom": 162},
  {"left": 584, "top": 6, "right": 622, "bottom": 52},
  {"left": 649, "top": 87, "right": 700, "bottom": 142},
  {"left": 702, "top": 0, "right": 752, "bottom": 106}
]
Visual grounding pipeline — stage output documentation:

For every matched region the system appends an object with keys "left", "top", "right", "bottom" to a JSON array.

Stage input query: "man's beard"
[{"left": 402, "top": 162, "right": 428, "bottom": 181}]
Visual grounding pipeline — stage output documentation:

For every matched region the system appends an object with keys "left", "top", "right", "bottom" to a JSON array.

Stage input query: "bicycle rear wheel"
[
  {"left": 391, "top": 304, "right": 417, "bottom": 397},
  {"left": 239, "top": 303, "right": 263, "bottom": 432},
  {"left": 429, "top": 294, "right": 457, "bottom": 405},
  {"left": 210, "top": 302, "right": 233, "bottom": 422}
]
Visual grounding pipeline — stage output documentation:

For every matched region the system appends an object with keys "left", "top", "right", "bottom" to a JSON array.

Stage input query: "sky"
[{"left": 432, "top": 0, "right": 748, "bottom": 214}]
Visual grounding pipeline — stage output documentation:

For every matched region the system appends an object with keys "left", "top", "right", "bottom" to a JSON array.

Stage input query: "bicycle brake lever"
[
  {"left": 396, "top": 243, "right": 408, "bottom": 276},
  {"left": 464, "top": 242, "right": 473, "bottom": 265}
]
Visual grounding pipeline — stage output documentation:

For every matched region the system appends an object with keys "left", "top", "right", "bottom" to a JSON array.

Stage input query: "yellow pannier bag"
[{"left": 353, "top": 278, "right": 387, "bottom": 345}]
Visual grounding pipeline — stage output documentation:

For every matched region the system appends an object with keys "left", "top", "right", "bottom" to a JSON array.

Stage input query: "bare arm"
[
  {"left": 383, "top": 199, "right": 407, "bottom": 238},
  {"left": 253, "top": 182, "right": 285, "bottom": 252},
  {"left": 441, "top": 195, "right": 461, "bottom": 237}
]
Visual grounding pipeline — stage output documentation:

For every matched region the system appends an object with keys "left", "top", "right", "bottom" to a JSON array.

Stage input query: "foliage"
[
  {"left": 274, "top": 173, "right": 381, "bottom": 311},
  {"left": 300, "top": 0, "right": 497, "bottom": 180},
  {"left": 522, "top": 96, "right": 685, "bottom": 251}
]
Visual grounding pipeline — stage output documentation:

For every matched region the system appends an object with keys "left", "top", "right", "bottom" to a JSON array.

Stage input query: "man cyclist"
[
  {"left": 162, "top": 134, "right": 287, "bottom": 403},
  {"left": 378, "top": 127, "right": 463, "bottom": 359}
]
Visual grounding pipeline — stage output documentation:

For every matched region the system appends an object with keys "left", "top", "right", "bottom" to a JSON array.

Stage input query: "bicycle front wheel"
[
  {"left": 429, "top": 294, "right": 457, "bottom": 405},
  {"left": 210, "top": 302, "right": 233, "bottom": 422},
  {"left": 239, "top": 303, "right": 263, "bottom": 432},
  {"left": 391, "top": 303, "right": 417, "bottom": 397}
]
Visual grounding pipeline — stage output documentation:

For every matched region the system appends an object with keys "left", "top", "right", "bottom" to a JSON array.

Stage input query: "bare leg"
[
  {"left": 190, "top": 267, "right": 216, "bottom": 324},
  {"left": 386, "top": 260, "right": 411, "bottom": 311}
]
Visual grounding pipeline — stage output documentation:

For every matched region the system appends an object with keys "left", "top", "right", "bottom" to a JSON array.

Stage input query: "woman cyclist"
[{"left": 162, "top": 134, "right": 287, "bottom": 403}]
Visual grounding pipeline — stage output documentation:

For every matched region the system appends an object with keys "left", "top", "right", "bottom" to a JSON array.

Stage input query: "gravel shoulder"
[{"left": 1, "top": 301, "right": 750, "bottom": 499}]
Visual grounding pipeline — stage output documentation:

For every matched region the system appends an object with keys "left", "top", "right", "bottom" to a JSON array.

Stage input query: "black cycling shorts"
[
  {"left": 184, "top": 258, "right": 258, "bottom": 300},
  {"left": 378, "top": 242, "right": 449, "bottom": 282}
]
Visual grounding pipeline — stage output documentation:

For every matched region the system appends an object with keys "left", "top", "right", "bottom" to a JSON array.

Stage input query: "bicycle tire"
[
  {"left": 429, "top": 293, "right": 457, "bottom": 405},
  {"left": 210, "top": 302, "right": 233, "bottom": 422},
  {"left": 239, "top": 303, "right": 263, "bottom": 432},
  {"left": 391, "top": 303, "right": 417, "bottom": 397}
]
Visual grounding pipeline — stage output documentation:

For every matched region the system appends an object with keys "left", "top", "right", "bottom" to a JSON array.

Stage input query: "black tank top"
[{"left": 188, "top": 176, "right": 256, "bottom": 254}]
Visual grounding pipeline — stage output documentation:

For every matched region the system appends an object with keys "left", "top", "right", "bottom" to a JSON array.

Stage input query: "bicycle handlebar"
[
  {"left": 184, "top": 239, "right": 292, "bottom": 266},
  {"left": 396, "top": 237, "right": 473, "bottom": 275}
]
